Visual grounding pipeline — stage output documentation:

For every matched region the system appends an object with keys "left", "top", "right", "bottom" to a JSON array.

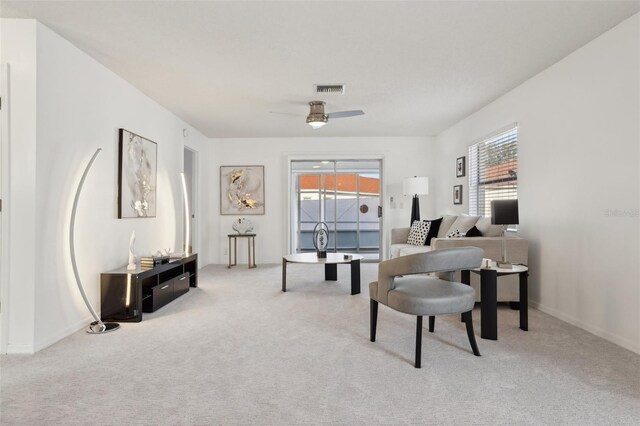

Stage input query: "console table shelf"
[{"left": 100, "top": 253, "right": 198, "bottom": 322}]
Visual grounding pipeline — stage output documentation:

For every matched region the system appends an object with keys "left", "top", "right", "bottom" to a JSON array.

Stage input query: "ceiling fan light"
[
  {"left": 306, "top": 112, "right": 328, "bottom": 129},
  {"left": 308, "top": 120, "right": 327, "bottom": 129}
]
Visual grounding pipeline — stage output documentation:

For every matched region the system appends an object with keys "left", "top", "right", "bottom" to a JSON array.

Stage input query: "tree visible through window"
[{"left": 468, "top": 126, "right": 518, "bottom": 217}]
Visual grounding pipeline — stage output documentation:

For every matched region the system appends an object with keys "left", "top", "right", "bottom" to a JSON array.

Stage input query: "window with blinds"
[{"left": 468, "top": 126, "right": 518, "bottom": 217}]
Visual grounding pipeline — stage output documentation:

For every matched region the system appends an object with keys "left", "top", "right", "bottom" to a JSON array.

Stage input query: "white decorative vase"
[{"left": 232, "top": 218, "right": 254, "bottom": 234}]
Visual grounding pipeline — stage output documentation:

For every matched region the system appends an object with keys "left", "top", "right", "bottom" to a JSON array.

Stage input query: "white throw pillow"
[{"left": 407, "top": 221, "right": 431, "bottom": 245}]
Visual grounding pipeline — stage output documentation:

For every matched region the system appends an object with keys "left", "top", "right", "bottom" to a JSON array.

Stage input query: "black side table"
[{"left": 462, "top": 263, "right": 529, "bottom": 340}]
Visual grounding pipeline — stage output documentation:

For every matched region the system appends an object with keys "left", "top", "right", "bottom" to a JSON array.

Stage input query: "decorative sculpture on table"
[
  {"left": 127, "top": 231, "right": 136, "bottom": 271},
  {"left": 313, "top": 222, "right": 329, "bottom": 258},
  {"left": 232, "top": 217, "right": 254, "bottom": 234}
]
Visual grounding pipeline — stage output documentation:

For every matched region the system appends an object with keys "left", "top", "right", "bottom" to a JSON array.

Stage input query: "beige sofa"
[{"left": 390, "top": 215, "right": 528, "bottom": 302}]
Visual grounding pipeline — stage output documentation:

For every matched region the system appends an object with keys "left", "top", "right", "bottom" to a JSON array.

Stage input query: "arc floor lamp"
[{"left": 69, "top": 148, "right": 119, "bottom": 334}]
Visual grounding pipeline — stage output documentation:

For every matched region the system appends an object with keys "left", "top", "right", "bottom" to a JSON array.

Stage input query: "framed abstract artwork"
[
  {"left": 453, "top": 185, "right": 463, "bottom": 205},
  {"left": 118, "top": 129, "right": 157, "bottom": 218},
  {"left": 220, "top": 165, "right": 265, "bottom": 215},
  {"left": 456, "top": 156, "right": 466, "bottom": 177}
]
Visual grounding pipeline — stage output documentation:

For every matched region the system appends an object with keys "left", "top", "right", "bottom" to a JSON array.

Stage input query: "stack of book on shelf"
[{"left": 140, "top": 255, "right": 170, "bottom": 269}]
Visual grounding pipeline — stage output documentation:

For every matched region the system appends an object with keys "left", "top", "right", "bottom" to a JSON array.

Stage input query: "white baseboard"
[
  {"left": 6, "top": 344, "right": 34, "bottom": 354},
  {"left": 33, "top": 315, "right": 94, "bottom": 353},
  {"left": 530, "top": 300, "right": 640, "bottom": 355}
]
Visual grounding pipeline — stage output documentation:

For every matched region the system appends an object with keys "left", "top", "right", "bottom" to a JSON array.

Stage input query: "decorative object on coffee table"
[
  {"left": 456, "top": 156, "right": 466, "bottom": 177},
  {"left": 232, "top": 217, "right": 254, "bottom": 234},
  {"left": 70, "top": 148, "right": 120, "bottom": 334},
  {"left": 453, "top": 185, "right": 463, "bottom": 205},
  {"left": 313, "top": 222, "right": 329, "bottom": 258},
  {"left": 118, "top": 129, "right": 157, "bottom": 218},
  {"left": 403, "top": 176, "right": 429, "bottom": 226},
  {"left": 220, "top": 165, "right": 265, "bottom": 215},
  {"left": 491, "top": 199, "right": 519, "bottom": 268}
]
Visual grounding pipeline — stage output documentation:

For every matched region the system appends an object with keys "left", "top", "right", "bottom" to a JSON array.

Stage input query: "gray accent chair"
[{"left": 369, "top": 247, "right": 484, "bottom": 368}]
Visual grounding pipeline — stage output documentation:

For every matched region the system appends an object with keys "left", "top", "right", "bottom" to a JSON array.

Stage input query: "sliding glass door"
[{"left": 291, "top": 160, "right": 382, "bottom": 261}]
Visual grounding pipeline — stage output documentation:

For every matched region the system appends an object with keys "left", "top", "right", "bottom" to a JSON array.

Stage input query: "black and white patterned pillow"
[
  {"left": 446, "top": 229, "right": 463, "bottom": 238},
  {"left": 407, "top": 221, "right": 431, "bottom": 245}
]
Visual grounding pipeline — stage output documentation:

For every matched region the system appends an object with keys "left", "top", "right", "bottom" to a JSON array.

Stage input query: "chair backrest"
[{"left": 376, "top": 247, "right": 483, "bottom": 304}]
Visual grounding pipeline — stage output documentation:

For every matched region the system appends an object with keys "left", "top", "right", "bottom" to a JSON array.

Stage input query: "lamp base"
[
  {"left": 496, "top": 261, "right": 513, "bottom": 269},
  {"left": 87, "top": 321, "right": 120, "bottom": 334},
  {"left": 410, "top": 194, "right": 420, "bottom": 226}
]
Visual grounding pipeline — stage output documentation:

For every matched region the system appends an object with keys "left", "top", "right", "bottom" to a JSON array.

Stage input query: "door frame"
[
  {"left": 286, "top": 153, "right": 387, "bottom": 261},
  {"left": 183, "top": 145, "right": 198, "bottom": 256},
  {"left": 1, "top": 64, "right": 10, "bottom": 354}
]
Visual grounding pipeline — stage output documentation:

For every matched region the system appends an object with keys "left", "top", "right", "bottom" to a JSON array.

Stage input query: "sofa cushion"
[
  {"left": 407, "top": 220, "right": 430, "bottom": 245},
  {"left": 447, "top": 215, "right": 480, "bottom": 235},
  {"left": 391, "top": 243, "right": 411, "bottom": 258},
  {"left": 391, "top": 243, "right": 432, "bottom": 258},
  {"left": 422, "top": 217, "right": 443, "bottom": 245},
  {"left": 398, "top": 244, "right": 432, "bottom": 257},
  {"left": 436, "top": 215, "right": 458, "bottom": 238},
  {"left": 465, "top": 225, "right": 483, "bottom": 237},
  {"left": 475, "top": 216, "right": 504, "bottom": 237}
]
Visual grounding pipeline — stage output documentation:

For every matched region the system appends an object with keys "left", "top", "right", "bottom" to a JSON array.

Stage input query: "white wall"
[
  {"left": 206, "top": 137, "right": 435, "bottom": 264},
  {"left": 1, "top": 20, "right": 211, "bottom": 352},
  {"left": 0, "top": 19, "right": 38, "bottom": 354},
  {"left": 432, "top": 14, "right": 640, "bottom": 353}
]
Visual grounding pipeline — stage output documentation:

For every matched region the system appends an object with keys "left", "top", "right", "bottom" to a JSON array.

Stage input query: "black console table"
[{"left": 100, "top": 253, "right": 198, "bottom": 322}]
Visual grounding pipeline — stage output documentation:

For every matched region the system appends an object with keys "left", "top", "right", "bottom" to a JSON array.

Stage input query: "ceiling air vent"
[{"left": 314, "top": 84, "right": 345, "bottom": 95}]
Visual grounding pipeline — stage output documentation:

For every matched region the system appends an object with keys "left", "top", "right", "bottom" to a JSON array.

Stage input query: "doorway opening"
[
  {"left": 183, "top": 147, "right": 197, "bottom": 255},
  {"left": 290, "top": 159, "right": 382, "bottom": 262}
]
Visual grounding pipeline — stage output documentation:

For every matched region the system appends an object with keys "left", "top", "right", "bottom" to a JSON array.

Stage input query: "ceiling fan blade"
[
  {"left": 327, "top": 110, "right": 365, "bottom": 119},
  {"left": 269, "top": 111, "right": 301, "bottom": 116}
]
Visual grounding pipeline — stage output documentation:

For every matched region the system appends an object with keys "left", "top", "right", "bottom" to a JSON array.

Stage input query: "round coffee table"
[{"left": 282, "top": 253, "right": 364, "bottom": 295}]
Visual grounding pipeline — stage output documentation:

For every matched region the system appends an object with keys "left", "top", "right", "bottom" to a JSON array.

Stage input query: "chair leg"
[
  {"left": 462, "top": 310, "right": 481, "bottom": 356},
  {"left": 429, "top": 316, "right": 435, "bottom": 332},
  {"left": 370, "top": 299, "right": 378, "bottom": 342},
  {"left": 415, "top": 316, "right": 423, "bottom": 368}
]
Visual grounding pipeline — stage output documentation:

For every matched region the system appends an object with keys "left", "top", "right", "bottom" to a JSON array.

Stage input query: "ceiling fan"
[{"left": 271, "top": 101, "right": 365, "bottom": 129}]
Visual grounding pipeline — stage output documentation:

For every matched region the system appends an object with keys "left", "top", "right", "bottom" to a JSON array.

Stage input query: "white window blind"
[{"left": 468, "top": 126, "right": 518, "bottom": 217}]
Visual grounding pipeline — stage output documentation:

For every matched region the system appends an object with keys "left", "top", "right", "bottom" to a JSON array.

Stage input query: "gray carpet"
[{"left": 1, "top": 263, "right": 639, "bottom": 425}]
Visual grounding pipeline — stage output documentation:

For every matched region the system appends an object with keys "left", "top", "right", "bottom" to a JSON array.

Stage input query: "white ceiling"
[{"left": 2, "top": 1, "right": 639, "bottom": 138}]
